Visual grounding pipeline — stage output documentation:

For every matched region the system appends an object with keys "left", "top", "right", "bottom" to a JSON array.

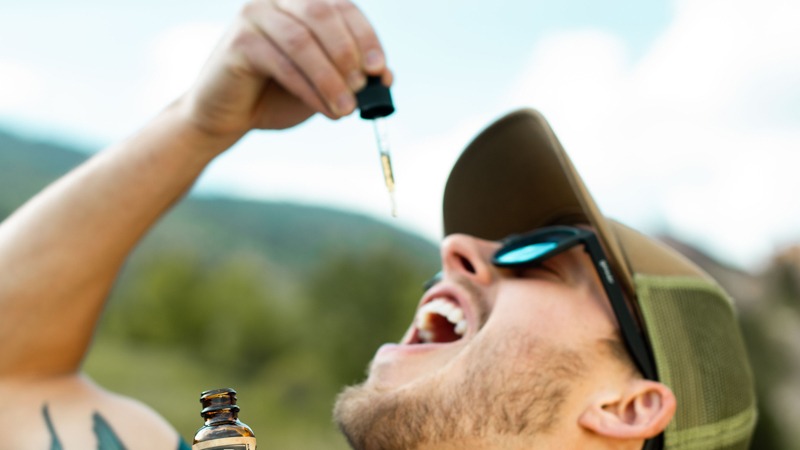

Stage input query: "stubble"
[{"left": 333, "top": 329, "right": 586, "bottom": 450}]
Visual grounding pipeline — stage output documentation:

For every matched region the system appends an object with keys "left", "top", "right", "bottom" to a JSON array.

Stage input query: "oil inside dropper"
[{"left": 372, "top": 117, "right": 396, "bottom": 217}]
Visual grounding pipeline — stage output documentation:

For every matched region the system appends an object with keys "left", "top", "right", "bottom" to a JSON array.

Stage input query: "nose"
[{"left": 440, "top": 233, "right": 497, "bottom": 285}]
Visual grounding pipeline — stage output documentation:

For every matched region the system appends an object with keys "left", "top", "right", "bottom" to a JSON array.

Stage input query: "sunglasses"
[{"left": 492, "top": 225, "right": 658, "bottom": 381}]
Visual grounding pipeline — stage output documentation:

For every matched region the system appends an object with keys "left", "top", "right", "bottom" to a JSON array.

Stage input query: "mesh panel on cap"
[{"left": 635, "top": 275, "right": 756, "bottom": 450}]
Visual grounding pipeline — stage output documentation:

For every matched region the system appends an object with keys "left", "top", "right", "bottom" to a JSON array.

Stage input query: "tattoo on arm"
[
  {"left": 42, "top": 404, "right": 63, "bottom": 450},
  {"left": 93, "top": 411, "right": 127, "bottom": 450},
  {"left": 42, "top": 403, "right": 127, "bottom": 450}
]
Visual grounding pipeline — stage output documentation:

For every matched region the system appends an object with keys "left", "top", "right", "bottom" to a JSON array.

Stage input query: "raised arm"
[{"left": 0, "top": 0, "right": 390, "bottom": 378}]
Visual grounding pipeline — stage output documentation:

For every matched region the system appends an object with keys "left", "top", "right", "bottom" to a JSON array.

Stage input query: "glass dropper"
[{"left": 355, "top": 75, "right": 397, "bottom": 217}]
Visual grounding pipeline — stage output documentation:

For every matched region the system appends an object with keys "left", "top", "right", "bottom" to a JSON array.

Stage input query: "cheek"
[
  {"left": 487, "top": 284, "right": 571, "bottom": 340},
  {"left": 486, "top": 282, "right": 608, "bottom": 347}
]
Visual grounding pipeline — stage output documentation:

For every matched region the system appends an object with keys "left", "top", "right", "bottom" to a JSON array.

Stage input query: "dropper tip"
[{"left": 389, "top": 190, "right": 397, "bottom": 218}]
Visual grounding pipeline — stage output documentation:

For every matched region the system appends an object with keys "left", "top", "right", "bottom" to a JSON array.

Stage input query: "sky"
[{"left": 1, "top": 0, "right": 799, "bottom": 269}]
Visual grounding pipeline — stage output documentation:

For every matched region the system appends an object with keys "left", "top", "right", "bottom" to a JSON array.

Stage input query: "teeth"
[
  {"left": 446, "top": 308, "right": 463, "bottom": 324},
  {"left": 415, "top": 297, "right": 468, "bottom": 342},
  {"left": 454, "top": 320, "right": 467, "bottom": 336},
  {"left": 418, "top": 329, "right": 434, "bottom": 343}
]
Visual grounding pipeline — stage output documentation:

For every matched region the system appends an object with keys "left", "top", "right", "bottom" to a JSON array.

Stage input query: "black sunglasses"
[{"left": 492, "top": 225, "right": 658, "bottom": 382}]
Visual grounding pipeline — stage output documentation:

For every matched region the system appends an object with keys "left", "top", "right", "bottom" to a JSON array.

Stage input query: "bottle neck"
[{"left": 203, "top": 408, "right": 239, "bottom": 425}]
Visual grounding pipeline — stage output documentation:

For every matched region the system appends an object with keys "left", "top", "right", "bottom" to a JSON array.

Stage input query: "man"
[
  {"left": 334, "top": 108, "right": 758, "bottom": 449},
  {"left": 0, "top": 0, "right": 756, "bottom": 449}
]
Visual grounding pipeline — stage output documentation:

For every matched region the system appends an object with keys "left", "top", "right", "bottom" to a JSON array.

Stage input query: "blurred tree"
[
  {"left": 745, "top": 251, "right": 800, "bottom": 450},
  {"left": 303, "top": 244, "right": 437, "bottom": 388},
  {"left": 103, "top": 247, "right": 297, "bottom": 375}
]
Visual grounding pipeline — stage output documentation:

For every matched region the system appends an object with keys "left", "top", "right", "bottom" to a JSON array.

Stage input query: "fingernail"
[
  {"left": 347, "top": 71, "right": 367, "bottom": 91},
  {"left": 365, "top": 50, "right": 384, "bottom": 71},
  {"left": 335, "top": 92, "right": 356, "bottom": 115}
]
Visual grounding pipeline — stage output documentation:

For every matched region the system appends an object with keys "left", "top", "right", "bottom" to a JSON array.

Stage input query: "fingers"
[
  {"left": 277, "top": 0, "right": 366, "bottom": 91},
  {"left": 332, "top": 0, "right": 386, "bottom": 74},
  {"left": 236, "top": 21, "right": 334, "bottom": 118},
  {"left": 243, "top": 0, "right": 390, "bottom": 118},
  {"left": 245, "top": 3, "right": 348, "bottom": 118}
]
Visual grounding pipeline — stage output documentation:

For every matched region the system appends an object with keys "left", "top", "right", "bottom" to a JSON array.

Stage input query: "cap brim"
[{"left": 442, "top": 108, "right": 635, "bottom": 296}]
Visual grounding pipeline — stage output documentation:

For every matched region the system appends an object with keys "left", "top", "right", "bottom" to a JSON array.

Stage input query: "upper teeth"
[{"left": 416, "top": 297, "right": 468, "bottom": 341}]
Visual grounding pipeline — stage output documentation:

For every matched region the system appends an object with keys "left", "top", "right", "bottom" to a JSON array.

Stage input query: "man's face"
[{"left": 334, "top": 232, "right": 627, "bottom": 450}]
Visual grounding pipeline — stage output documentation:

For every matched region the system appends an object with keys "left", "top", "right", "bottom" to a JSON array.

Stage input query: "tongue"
[{"left": 426, "top": 313, "right": 461, "bottom": 343}]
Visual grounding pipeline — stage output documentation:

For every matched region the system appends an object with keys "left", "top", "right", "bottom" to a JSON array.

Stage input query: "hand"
[{"left": 178, "top": 0, "right": 392, "bottom": 143}]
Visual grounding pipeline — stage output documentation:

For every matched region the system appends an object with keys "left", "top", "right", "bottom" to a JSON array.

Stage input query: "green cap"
[{"left": 442, "top": 109, "right": 757, "bottom": 449}]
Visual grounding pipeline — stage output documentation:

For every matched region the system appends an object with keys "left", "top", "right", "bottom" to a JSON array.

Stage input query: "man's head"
[{"left": 335, "top": 110, "right": 756, "bottom": 450}]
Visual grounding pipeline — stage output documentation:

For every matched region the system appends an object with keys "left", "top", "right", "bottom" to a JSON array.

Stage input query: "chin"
[{"left": 334, "top": 332, "right": 587, "bottom": 450}]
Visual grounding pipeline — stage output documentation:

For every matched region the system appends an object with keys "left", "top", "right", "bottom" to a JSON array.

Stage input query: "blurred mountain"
[
  {"left": 0, "top": 130, "right": 88, "bottom": 216},
  {"left": 0, "top": 128, "right": 438, "bottom": 276}
]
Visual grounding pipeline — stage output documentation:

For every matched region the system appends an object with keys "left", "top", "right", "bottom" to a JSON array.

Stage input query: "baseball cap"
[{"left": 442, "top": 109, "right": 757, "bottom": 449}]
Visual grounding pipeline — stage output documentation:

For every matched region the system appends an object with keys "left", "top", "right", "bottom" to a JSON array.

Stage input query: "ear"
[{"left": 578, "top": 379, "right": 676, "bottom": 440}]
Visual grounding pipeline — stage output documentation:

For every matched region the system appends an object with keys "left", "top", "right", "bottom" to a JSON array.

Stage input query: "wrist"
[{"left": 164, "top": 96, "right": 250, "bottom": 160}]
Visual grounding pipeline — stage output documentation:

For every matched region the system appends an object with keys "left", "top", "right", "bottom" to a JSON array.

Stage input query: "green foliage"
[
  {"left": 103, "top": 249, "right": 297, "bottom": 374},
  {"left": 94, "top": 240, "right": 437, "bottom": 444},
  {"left": 303, "top": 244, "right": 436, "bottom": 387},
  {"left": 91, "top": 186, "right": 440, "bottom": 444}
]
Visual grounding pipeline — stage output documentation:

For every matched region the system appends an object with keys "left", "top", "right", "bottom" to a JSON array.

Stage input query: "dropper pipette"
[{"left": 355, "top": 76, "right": 397, "bottom": 216}]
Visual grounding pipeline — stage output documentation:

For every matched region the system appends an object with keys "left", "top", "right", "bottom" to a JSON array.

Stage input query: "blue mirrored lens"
[{"left": 496, "top": 242, "right": 558, "bottom": 264}]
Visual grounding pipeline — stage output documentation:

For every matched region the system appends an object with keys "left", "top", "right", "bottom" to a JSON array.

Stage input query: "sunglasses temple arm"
[{"left": 584, "top": 239, "right": 658, "bottom": 381}]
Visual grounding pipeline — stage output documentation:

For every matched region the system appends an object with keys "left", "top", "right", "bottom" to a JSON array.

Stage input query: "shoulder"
[{"left": 0, "top": 373, "right": 181, "bottom": 450}]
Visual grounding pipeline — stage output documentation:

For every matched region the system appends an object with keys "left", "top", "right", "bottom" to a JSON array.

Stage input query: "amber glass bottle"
[{"left": 192, "top": 388, "right": 257, "bottom": 450}]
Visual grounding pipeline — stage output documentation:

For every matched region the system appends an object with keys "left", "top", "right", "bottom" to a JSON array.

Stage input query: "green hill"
[
  {"left": 0, "top": 129, "right": 437, "bottom": 275},
  {"left": 0, "top": 130, "right": 89, "bottom": 216}
]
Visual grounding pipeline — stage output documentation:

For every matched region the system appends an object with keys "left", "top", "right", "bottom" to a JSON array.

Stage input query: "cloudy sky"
[{"left": 1, "top": 0, "right": 799, "bottom": 268}]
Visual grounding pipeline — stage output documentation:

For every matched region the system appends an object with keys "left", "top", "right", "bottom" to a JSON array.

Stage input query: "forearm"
[
  {"left": 0, "top": 101, "right": 240, "bottom": 377},
  {"left": 0, "top": 0, "right": 390, "bottom": 379}
]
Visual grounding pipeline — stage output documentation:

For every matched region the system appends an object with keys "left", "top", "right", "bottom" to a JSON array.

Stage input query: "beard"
[{"left": 333, "top": 329, "right": 586, "bottom": 450}]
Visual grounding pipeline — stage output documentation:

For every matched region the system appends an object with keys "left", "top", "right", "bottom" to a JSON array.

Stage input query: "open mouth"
[{"left": 410, "top": 297, "right": 468, "bottom": 344}]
